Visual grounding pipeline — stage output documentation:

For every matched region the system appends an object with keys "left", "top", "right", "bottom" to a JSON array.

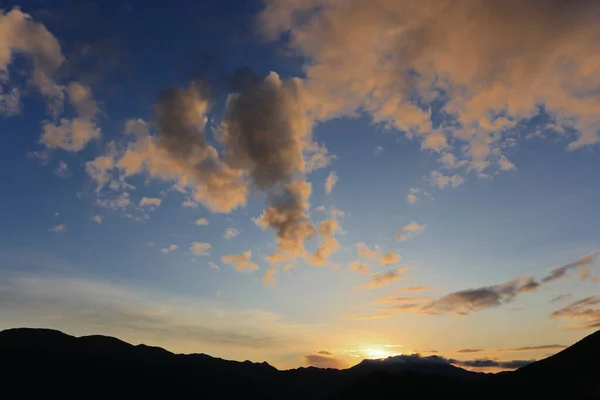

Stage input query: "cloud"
[
  {"left": 303, "top": 354, "right": 348, "bottom": 369},
  {"left": 358, "top": 266, "right": 408, "bottom": 289},
  {"left": 309, "top": 219, "right": 340, "bottom": 266},
  {"left": 454, "top": 358, "right": 533, "bottom": 370},
  {"left": 40, "top": 82, "right": 101, "bottom": 151},
  {"left": 182, "top": 199, "right": 199, "bottom": 208},
  {"left": 314, "top": 205, "right": 326, "bottom": 213},
  {"left": 224, "top": 228, "right": 240, "bottom": 239},
  {"left": 54, "top": 160, "right": 70, "bottom": 178},
  {"left": 506, "top": 344, "right": 567, "bottom": 352},
  {"left": 429, "top": 171, "right": 465, "bottom": 189},
  {"left": 375, "top": 296, "right": 433, "bottom": 305},
  {"left": 324, "top": 171, "right": 337, "bottom": 194},
  {"left": 395, "top": 286, "right": 438, "bottom": 293},
  {"left": 195, "top": 218, "right": 209, "bottom": 226},
  {"left": 541, "top": 253, "right": 597, "bottom": 284},
  {"left": 380, "top": 252, "right": 401, "bottom": 266},
  {"left": 422, "top": 275, "right": 539, "bottom": 315},
  {"left": 457, "top": 349, "right": 483, "bottom": 354},
  {"left": 190, "top": 242, "right": 211, "bottom": 256},
  {"left": 348, "top": 260, "right": 369, "bottom": 275},
  {"left": 550, "top": 296, "right": 600, "bottom": 330},
  {"left": 139, "top": 197, "right": 162, "bottom": 210},
  {"left": 0, "top": 8, "right": 64, "bottom": 112},
  {"left": 0, "top": 86, "right": 21, "bottom": 116},
  {"left": 207, "top": 262, "right": 219, "bottom": 270},
  {"left": 356, "top": 243, "right": 380, "bottom": 260},
  {"left": 373, "top": 146, "right": 384, "bottom": 156},
  {"left": 49, "top": 224, "right": 66, "bottom": 233},
  {"left": 161, "top": 244, "right": 178, "bottom": 254},
  {"left": 551, "top": 293, "right": 572, "bottom": 303},
  {"left": 91, "top": 215, "right": 103, "bottom": 224},
  {"left": 396, "top": 221, "right": 426, "bottom": 241},
  {"left": 221, "top": 251, "right": 260, "bottom": 272},
  {"left": 260, "top": 0, "right": 600, "bottom": 175},
  {"left": 407, "top": 188, "right": 419, "bottom": 204},
  {"left": 263, "top": 267, "right": 278, "bottom": 286}
]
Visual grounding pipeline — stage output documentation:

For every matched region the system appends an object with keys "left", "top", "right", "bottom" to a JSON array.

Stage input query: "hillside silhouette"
[{"left": 1, "top": 328, "right": 598, "bottom": 399}]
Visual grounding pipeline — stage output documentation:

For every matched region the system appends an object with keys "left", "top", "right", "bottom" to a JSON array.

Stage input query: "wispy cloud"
[
  {"left": 358, "top": 266, "right": 409, "bottom": 290},
  {"left": 49, "top": 224, "right": 66, "bottom": 233},
  {"left": 550, "top": 296, "right": 600, "bottom": 330},
  {"left": 324, "top": 171, "right": 338, "bottom": 194},
  {"left": 92, "top": 215, "right": 103, "bottom": 224},
  {"left": 303, "top": 353, "right": 347, "bottom": 369}
]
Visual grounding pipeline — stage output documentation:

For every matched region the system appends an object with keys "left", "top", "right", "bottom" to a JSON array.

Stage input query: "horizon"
[{"left": 1, "top": 0, "right": 599, "bottom": 371}]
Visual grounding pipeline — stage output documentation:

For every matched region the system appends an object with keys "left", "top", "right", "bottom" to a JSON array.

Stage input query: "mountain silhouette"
[{"left": 1, "top": 327, "right": 598, "bottom": 399}]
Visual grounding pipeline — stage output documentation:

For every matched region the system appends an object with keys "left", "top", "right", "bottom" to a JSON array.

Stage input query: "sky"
[{"left": 1, "top": 0, "right": 599, "bottom": 371}]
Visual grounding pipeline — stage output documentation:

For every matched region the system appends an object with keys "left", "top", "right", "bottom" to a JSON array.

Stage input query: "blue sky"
[{"left": 1, "top": 0, "right": 599, "bottom": 370}]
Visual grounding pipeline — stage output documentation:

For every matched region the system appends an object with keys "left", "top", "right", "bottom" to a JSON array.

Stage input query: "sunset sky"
[{"left": 1, "top": 0, "right": 599, "bottom": 370}]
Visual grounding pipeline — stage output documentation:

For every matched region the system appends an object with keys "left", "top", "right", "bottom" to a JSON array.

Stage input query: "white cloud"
[
  {"left": 92, "top": 215, "right": 103, "bottom": 224},
  {"left": 161, "top": 244, "right": 178, "bottom": 254},
  {"left": 49, "top": 224, "right": 66, "bottom": 232},
  {"left": 324, "top": 171, "right": 338, "bottom": 194},
  {"left": 195, "top": 218, "right": 209, "bottom": 226}
]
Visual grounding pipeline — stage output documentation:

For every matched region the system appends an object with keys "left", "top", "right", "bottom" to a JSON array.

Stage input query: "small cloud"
[
  {"left": 374, "top": 146, "right": 384, "bottom": 156},
  {"left": 54, "top": 212, "right": 59, "bottom": 217},
  {"left": 190, "top": 242, "right": 211, "bottom": 256},
  {"left": 54, "top": 160, "right": 70, "bottom": 178},
  {"left": 550, "top": 296, "right": 600, "bottom": 330},
  {"left": 457, "top": 349, "right": 483, "bottom": 354},
  {"left": 92, "top": 215, "right": 103, "bottom": 224},
  {"left": 380, "top": 252, "right": 401, "bottom": 265},
  {"left": 395, "top": 286, "right": 439, "bottom": 293},
  {"left": 224, "top": 228, "right": 240, "bottom": 239},
  {"left": 146, "top": 242, "right": 155, "bottom": 247},
  {"left": 28, "top": 150, "right": 51, "bottom": 165},
  {"left": 49, "top": 224, "right": 66, "bottom": 233},
  {"left": 541, "top": 253, "right": 597, "bottom": 284},
  {"left": 195, "top": 218, "right": 209, "bottom": 226},
  {"left": 421, "top": 131, "right": 448, "bottom": 153},
  {"left": 263, "top": 267, "right": 278, "bottom": 286},
  {"left": 358, "top": 266, "right": 409, "bottom": 289},
  {"left": 429, "top": 170, "right": 465, "bottom": 189},
  {"left": 348, "top": 260, "right": 369, "bottom": 274},
  {"left": 407, "top": 187, "right": 420, "bottom": 204},
  {"left": 318, "top": 350, "right": 332, "bottom": 355},
  {"left": 139, "top": 197, "right": 162, "bottom": 210},
  {"left": 181, "top": 199, "right": 199, "bottom": 208},
  {"left": 324, "top": 171, "right": 338, "bottom": 194},
  {"left": 303, "top": 354, "right": 348, "bottom": 369},
  {"left": 551, "top": 293, "right": 572, "bottom": 303},
  {"left": 396, "top": 221, "right": 426, "bottom": 241},
  {"left": 221, "top": 251, "right": 260, "bottom": 272},
  {"left": 315, "top": 206, "right": 326, "bottom": 213},
  {"left": 161, "top": 244, "right": 178, "bottom": 254},
  {"left": 208, "top": 261, "right": 220, "bottom": 270}
]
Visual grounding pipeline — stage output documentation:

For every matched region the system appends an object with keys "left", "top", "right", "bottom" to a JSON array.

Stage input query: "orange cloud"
[
  {"left": 358, "top": 266, "right": 409, "bottom": 289},
  {"left": 221, "top": 251, "right": 260, "bottom": 272}
]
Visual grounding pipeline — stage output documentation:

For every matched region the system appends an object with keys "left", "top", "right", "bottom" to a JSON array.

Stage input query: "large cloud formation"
[{"left": 260, "top": 0, "right": 600, "bottom": 179}]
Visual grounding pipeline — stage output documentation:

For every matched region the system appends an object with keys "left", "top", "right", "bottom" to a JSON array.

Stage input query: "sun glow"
[{"left": 362, "top": 347, "right": 402, "bottom": 360}]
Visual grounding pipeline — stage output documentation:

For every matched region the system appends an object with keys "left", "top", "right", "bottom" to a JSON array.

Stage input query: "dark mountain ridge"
[{"left": 1, "top": 327, "right": 598, "bottom": 399}]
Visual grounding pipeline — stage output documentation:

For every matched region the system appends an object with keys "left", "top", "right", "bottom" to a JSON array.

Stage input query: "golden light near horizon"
[{"left": 361, "top": 346, "right": 402, "bottom": 360}]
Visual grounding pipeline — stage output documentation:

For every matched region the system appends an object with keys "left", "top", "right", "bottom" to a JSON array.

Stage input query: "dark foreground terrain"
[{"left": 1, "top": 328, "right": 598, "bottom": 399}]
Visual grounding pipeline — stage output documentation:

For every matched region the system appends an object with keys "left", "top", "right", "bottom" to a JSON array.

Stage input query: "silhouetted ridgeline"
[{"left": 1, "top": 328, "right": 599, "bottom": 399}]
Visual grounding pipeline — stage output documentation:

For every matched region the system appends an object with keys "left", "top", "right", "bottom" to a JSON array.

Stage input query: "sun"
[{"left": 362, "top": 347, "right": 401, "bottom": 360}]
